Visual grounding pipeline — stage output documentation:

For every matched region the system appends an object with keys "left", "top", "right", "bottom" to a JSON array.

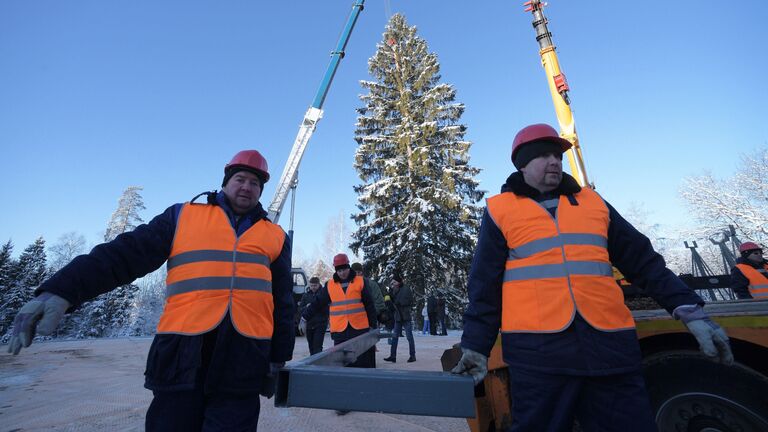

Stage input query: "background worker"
[
  {"left": 351, "top": 262, "right": 389, "bottom": 324},
  {"left": 299, "top": 253, "right": 378, "bottom": 415},
  {"left": 299, "top": 276, "right": 328, "bottom": 355},
  {"left": 7, "top": 150, "right": 295, "bottom": 431},
  {"left": 427, "top": 292, "right": 438, "bottom": 335},
  {"left": 383, "top": 272, "right": 416, "bottom": 363},
  {"left": 452, "top": 124, "right": 733, "bottom": 431},
  {"left": 730, "top": 242, "right": 768, "bottom": 299}
]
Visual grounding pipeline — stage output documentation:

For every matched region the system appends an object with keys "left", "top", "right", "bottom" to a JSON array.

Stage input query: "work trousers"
[
  {"left": 146, "top": 388, "right": 261, "bottom": 431},
  {"left": 422, "top": 319, "right": 430, "bottom": 334},
  {"left": 507, "top": 368, "right": 657, "bottom": 432},
  {"left": 306, "top": 324, "right": 326, "bottom": 355},
  {"left": 428, "top": 312, "right": 437, "bottom": 335},
  {"left": 390, "top": 320, "right": 415, "bottom": 359}
]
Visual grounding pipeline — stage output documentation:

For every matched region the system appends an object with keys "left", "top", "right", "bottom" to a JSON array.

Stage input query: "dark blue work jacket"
[
  {"left": 461, "top": 172, "right": 703, "bottom": 375},
  {"left": 37, "top": 191, "right": 295, "bottom": 394}
]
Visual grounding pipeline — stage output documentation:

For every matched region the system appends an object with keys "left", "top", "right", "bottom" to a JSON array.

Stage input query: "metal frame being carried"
[{"left": 275, "top": 329, "right": 476, "bottom": 418}]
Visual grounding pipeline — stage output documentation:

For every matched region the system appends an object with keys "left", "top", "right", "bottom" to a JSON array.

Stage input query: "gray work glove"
[
  {"left": 7, "top": 292, "right": 71, "bottom": 355},
  {"left": 674, "top": 304, "right": 734, "bottom": 365},
  {"left": 298, "top": 317, "right": 307, "bottom": 336},
  {"left": 450, "top": 347, "right": 488, "bottom": 385},
  {"left": 260, "top": 362, "right": 285, "bottom": 399}
]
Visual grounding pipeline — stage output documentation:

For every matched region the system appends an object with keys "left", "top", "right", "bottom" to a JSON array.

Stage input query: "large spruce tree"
[
  {"left": 351, "top": 14, "right": 484, "bottom": 323},
  {"left": 74, "top": 186, "right": 145, "bottom": 338}
]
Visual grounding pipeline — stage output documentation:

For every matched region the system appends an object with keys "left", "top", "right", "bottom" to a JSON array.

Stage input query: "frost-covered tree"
[
  {"left": 351, "top": 14, "right": 484, "bottom": 323},
  {"left": 48, "top": 231, "right": 87, "bottom": 273},
  {"left": 680, "top": 147, "right": 768, "bottom": 245},
  {"left": 74, "top": 187, "right": 145, "bottom": 338},
  {"left": 104, "top": 186, "right": 145, "bottom": 242},
  {"left": 0, "top": 240, "right": 14, "bottom": 300},
  {"left": 0, "top": 237, "right": 47, "bottom": 341}
]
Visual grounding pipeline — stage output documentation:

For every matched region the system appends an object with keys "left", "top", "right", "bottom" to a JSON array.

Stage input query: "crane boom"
[
  {"left": 267, "top": 0, "right": 365, "bottom": 223},
  {"left": 524, "top": 0, "right": 590, "bottom": 187}
]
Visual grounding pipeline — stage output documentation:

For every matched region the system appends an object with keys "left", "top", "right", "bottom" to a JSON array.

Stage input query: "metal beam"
[{"left": 274, "top": 329, "right": 476, "bottom": 418}]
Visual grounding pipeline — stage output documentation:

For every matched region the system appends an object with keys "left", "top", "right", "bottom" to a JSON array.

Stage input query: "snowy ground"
[{"left": 0, "top": 331, "right": 470, "bottom": 431}]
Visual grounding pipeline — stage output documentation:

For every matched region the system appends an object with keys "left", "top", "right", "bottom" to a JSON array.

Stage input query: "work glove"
[
  {"left": 673, "top": 304, "right": 734, "bottom": 365},
  {"left": 260, "top": 362, "right": 285, "bottom": 399},
  {"left": 298, "top": 317, "right": 307, "bottom": 336},
  {"left": 7, "top": 292, "right": 71, "bottom": 355},
  {"left": 450, "top": 347, "right": 488, "bottom": 385}
]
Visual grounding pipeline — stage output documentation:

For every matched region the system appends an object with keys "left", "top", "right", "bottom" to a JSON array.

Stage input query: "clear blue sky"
[{"left": 1, "top": 1, "right": 766, "bottom": 262}]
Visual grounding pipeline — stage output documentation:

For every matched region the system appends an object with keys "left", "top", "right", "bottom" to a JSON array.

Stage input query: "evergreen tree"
[
  {"left": 1, "top": 237, "right": 47, "bottom": 341},
  {"left": 351, "top": 14, "right": 484, "bottom": 323},
  {"left": 104, "top": 186, "right": 146, "bottom": 242},
  {"left": 0, "top": 239, "right": 14, "bottom": 300},
  {"left": 75, "top": 187, "right": 145, "bottom": 338}
]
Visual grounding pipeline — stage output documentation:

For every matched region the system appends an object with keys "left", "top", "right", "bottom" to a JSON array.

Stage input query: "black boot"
[
  {"left": 383, "top": 356, "right": 396, "bottom": 363},
  {"left": 407, "top": 356, "right": 416, "bottom": 363}
]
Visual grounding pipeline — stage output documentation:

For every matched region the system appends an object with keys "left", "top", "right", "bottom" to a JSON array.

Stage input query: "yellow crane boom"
[{"left": 524, "top": 0, "right": 590, "bottom": 187}]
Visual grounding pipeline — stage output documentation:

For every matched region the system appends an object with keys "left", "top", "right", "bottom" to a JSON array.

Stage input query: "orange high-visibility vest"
[
  {"left": 735, "top": 263, "right": 768, "bottom": 299},
  {"left": 157, "top": 203, "right": 285, "bottom": 339},
  {"left": 328, "top": 276, "right": 369, "bottom": 333},
  {"left": 486, "top": 187, "right": 635, "bottom": 333}
]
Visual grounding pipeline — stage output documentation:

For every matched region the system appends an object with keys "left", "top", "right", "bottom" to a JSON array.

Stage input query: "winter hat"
[
  {"left": 392, "top": 271, "right": 403, "bottom": 285},
  {"left": 351, "top": 262, "right": 364, "bottom": 273},
  {"left": 309, "top": 276, "right": 320, "bottom": 284},
  {"left": 513, "top": 140, "right": 565, "bottom": 170},
  {"left": 221, "top": 166, "right": 266, "bottom": 189}
]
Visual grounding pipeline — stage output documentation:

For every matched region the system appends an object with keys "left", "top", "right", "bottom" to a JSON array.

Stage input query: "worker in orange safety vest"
[
  {"left": 730, "top": 241, "right": 768, "bottom": 299},
  {"left": 451, "top": 123, "right": 733, "bottom": 432},
  {"left": 7, "top": 150, "right": 295, "bottom": 431}
]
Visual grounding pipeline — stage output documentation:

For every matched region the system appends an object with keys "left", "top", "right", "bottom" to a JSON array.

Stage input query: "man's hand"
[
  {"left": 450, "top": 348, "right": 488, "bottom": 384},
  {"left": 298, "top": 317, "right": 307, "bottom": 336},
  {"left": 7, "top": 292, "right": 70, "bottom": 355},
  {"left": 674, "top": 305, "right": 734, "bottom": 365}
]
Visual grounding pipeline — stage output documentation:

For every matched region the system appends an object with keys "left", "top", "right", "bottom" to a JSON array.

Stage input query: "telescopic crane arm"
[
  {"left": 267, "top": 0, "right": 365, "bottom": 223},
  {"left": 524, "top": 0, "right": 590, "bottom": 187}
]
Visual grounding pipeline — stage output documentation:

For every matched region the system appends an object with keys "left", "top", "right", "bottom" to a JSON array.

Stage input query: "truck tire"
[{"left": 643, "top": 351, "right": 768, "bottom": 432}]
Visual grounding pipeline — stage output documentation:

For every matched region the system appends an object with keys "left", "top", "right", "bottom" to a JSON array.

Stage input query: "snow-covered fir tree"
[
  {"left": 351, "top": 14, "right": 484, "bottom": 324},
  {"left": 0, "top": 240, "right": 14, "bottom": 301},
  {"left": 104, "top": 186, "right": 146, "bottom": 242},
  {"left": 74, "top": 187, "right": 145, "bottom": 338},
  {"left": 0, "top": 237, "right": 47, "bottom": 342}
]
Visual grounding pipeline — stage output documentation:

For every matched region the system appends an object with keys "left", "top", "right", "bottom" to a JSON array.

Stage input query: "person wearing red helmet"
[
  {"left": 299, "top": 253, "right": 378, "bottom": 415},
  {"left": 7, "top": 149, "right": 295, "bottom": 431},
  {"left": 452, "top": 124, "right": 733, "bottom": 431},
  {"left": 730, "top": 242, "right": 768, "bottom": 299}
]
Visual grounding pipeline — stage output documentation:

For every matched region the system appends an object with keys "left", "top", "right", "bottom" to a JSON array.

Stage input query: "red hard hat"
[
  {"left": 739, "top": 242, "right": 762, "bottom": 253},
  {"left": 333, "top": 253, "right": 350, "bottom": 267},
  {"left": 225, "top": 150, "right": 270, "bottom": 183},
  {"left": 511, "top": 123, "right": 572, "bottom": 162}
]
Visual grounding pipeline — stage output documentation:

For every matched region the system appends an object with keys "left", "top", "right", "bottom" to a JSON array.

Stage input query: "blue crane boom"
[{"left": 267, "top": 0, "right": 365, "bottom": 224}]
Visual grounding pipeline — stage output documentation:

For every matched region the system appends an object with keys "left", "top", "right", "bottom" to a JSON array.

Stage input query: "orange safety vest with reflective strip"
[
  {"left": 327, "top": 276, "right": 369, "bottom": 333},
  {"left": 486, "top": 187, "right": 635, "bottom": 333},
  {"left": 157, "top": 203, "right": 285, "bottom": 339},
  {"left": 735, "top": 263, "right": 768, "bottom": 299}
]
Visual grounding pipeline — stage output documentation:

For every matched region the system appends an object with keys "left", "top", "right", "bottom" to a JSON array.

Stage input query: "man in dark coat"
[
  {"left": 436, "top": 291, "right": 448, "bottom": 335},
  {"left": 452, "top": 124, "right": 733, "bottom": 431},
  {"left": 299, "top": 276, "right": 328, "bottom": 355},
  {"left": 7, "top": 150, "right": 295, "bottom": 431},
  {"left": 427, "top": 292, "right": 438, "bottom": 335},
  {"left": 383, "top": 271, "right": 416, "bottom": 363}
]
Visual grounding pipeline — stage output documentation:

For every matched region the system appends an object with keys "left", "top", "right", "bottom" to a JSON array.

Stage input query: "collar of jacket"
[
  {"left": 500, "top": 171, "right": 582, "bottom": 198},
  {"left": 212, "top": 190, "right": 268, "bottom": 223},
  {"left": 333, "top": 272, "right": 357, "bottom": 284},
  {"left": 736, "top": 256, "right": 768, "bottom": 268}
]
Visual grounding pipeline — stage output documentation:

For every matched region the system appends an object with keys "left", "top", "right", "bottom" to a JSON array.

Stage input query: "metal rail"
[{"left": 274, "top": 329, "right": 476, "bottom": 418}]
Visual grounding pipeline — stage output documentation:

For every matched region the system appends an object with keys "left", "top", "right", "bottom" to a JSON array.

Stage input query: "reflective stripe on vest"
[
  {"left": 328, "top": 277, "right": 369, "bottom": 332},
  {"left": 157, "top": 203, "right": 285, "bottom": 338},
  {"left": 486, "top": 187, "right": 635, "bottom": 333},
  {"left": 735, "top": 263, "right": 768, "bottom": 299}
]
